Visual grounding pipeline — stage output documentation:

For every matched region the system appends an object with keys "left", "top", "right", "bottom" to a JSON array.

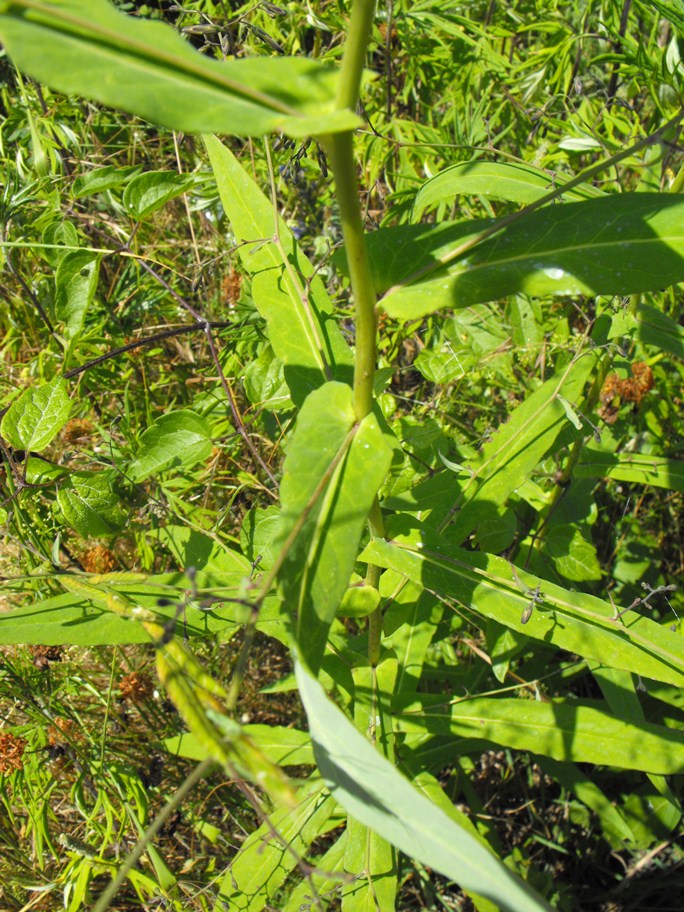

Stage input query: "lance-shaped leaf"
[
  {"left": 392, "top": 693, "right": 684, "bottom": 775},
  {"left": 216, "top": 777, "right": 338, "bottom": 911},
  {"left": 274, "top": 382, "right": 392, "bottom": 672},
  {"left": 434, "top": 352, "right": 598, "bottom": 544},
  {"left": 0, "top": 0, "right": 360, "bottom": 138},
  {"left": 576, "top": 449, "right": 684, "bottom": 493},
  {"left": 295, "top": 657, "right": 554, "bottom": 912},
  {"left": 413, "top": 160, "right": 603, "bottom": 217},
  {"left": 354, "top": 193, "right": 684, "bottom": 319},
  {"left": 361, "top": 537, "right": 684, "bottom": 689},
  {"left": 205, "top": 136, "right": 353, "bottom": 404}
]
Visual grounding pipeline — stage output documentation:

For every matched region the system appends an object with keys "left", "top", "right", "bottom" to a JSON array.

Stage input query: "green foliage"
[{"left": 1, "top": 1, "right": 684, "bottom": 911}]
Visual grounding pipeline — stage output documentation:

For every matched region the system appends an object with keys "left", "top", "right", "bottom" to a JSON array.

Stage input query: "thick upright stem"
[
  {"left": 325, "top": 0, "right": 385, "bottom": 666},
  {"left": 325, "top": 132, "right": 377, "bottom": 421},
  {"left": 335, "top": 0, "right": 376, "bottom": 114}
]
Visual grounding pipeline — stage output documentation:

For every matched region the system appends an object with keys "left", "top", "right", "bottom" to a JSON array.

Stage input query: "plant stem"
[
  {"left": 325, "top": 132, "right": 377, "bottom": 420},
  {"left": 335, "top": 0, "right": 376, "bottom": 114},
  {"left": 325, "top": 0, "right": 385, "bottom": 665}
]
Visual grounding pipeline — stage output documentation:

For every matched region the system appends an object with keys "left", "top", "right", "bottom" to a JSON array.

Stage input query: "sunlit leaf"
[
  {"left": 0, "top": 0, "right": 360, "bottom": 137},
  {"left": 1, "top": 376, "right": 72, "bottom": 451}
]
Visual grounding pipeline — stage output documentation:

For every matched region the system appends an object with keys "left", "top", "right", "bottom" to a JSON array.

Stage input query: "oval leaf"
[
  {"left": 128, "top": 410, "right": 213, "bottom": 482},
  {"left": 72, "top": 164, "right": 140, "bottom": 198},
  {"left": 56, "top": 469, "right": 127, "bottom": 536},
  {"left": 122, "top": 171, "right": 205, "bottom": 219},
  {"left": 41, "top": 220, "right": 79, "bottom": 266},
  {"left": 54, "top": 250, "right": 100, "bottom": 338},
  {"left": 1, "top": 376, "right": 72, "bottom": 451}
]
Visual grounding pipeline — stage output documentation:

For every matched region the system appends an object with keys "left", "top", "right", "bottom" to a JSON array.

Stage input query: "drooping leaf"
[
  {"left": 56, "top": 469, "right": 127, "bottom": 536},
  {"left": 0, "top": 0, "right": 360, "bottom": 138},
  {"left": 393, "top": 693, "right": 684, "bottom": 775},
  {"left": 413, "top": 160, "right": 603, "bottom": 217},
  {"left": 54, "top": 249, "right": 100, "bottom": 338},
  {"left": 295, "top": 657, "right": 554, "bottom": 912},
  {"left": 204, "top": 136, "right": 354, "bottom": 404},
  {"left": 353, "top": 194, "right": 684, "bottom": 319},
  {"left": 1, "top": 375, "right": 72, "bottom": 451},
  {"left": 122, "top": 170, "right": 206, "bottom": 219},
  {"left": 127, "top": 410, "right": 213, "bottom": 482}
]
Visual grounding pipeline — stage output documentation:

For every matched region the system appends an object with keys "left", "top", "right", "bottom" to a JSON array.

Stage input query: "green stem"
[
  {"left": 326, "top": 0, "right": 384, "bottom": 666},
  {"left": 335, "top": 0, "right": 376, "bottom": 113},
  {"left": 326, "top": 131, "right": 378, "bottom": 421}
]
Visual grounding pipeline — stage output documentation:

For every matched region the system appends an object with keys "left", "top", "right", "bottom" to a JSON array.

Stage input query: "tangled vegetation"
[{"left": 0, "top": 1, "right": 683, "bottom": 910}]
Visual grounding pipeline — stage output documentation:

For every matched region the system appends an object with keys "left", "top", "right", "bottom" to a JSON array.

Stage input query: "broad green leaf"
[
  {"left": 393, "top": 693, "right": 684, "bottom": 775},
  {"left": 216, "top": 777, "right": 339, "bottom": 911},
  {"left": 1, "top": 375, "right": 72, "bottom": 451},
  {"left": 275, "top": 382, "right": 392, "bottom": 672},
  {"left": 357, "top": 194, "right": 684, "bottom": 319},
  {"left": 361, "top": 537, "right": 684, "bottom": 688},
  {"left": 294, "top": 657, "right": 554, "bottom": 912},
  {"left": 165, "top": 724, "right": 314, "bottom": 767},
  {"left": 54, "top": 249, "right": 99, "bottom": 338},
  {"left": 122, "top": 170, "right": 206, "bottom": 219},
  {"left": 575, "top": 450, "right": 684, "bottom": 493},
  {"left": 544, "top": 525, "right": 602, "bottom": 583},
  {"left": 407, "top": 769, "right": 501, "bottom": 912},
  {"left": 636, "top": 302, "right": 684, "bottom": 359},
  {"left": 41, "top": 220, "right": 79, "bottom": 265},
  {"left": 71, "top": 164, "right": 140, "bottom": 198},
  {"left": 0, "top": 0, "right": 360, "bottom": 138},
  {"left": 128, "top": 410, "right": 213, "bottom": 482},
  {"left": 56, "top": 469, "right": 127, "bottom": 536},
  {"left": 204, "top": 136, "right": 353, "bottom": 404},
  {"left": 413, "top": 161, "right": 603, "bottom": 217},
  {"left": 0, "top": 589, "right": 152, "bottom": 645}
]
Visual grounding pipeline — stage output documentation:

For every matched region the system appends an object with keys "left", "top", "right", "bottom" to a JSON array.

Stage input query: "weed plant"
[{"left": 0, "top": 1, "right": 683, "bottom": 910}]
